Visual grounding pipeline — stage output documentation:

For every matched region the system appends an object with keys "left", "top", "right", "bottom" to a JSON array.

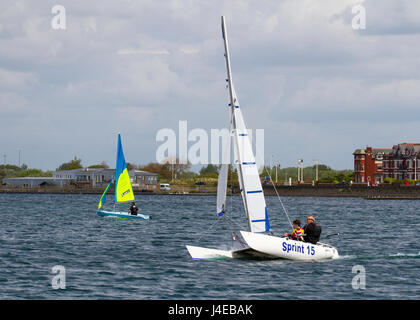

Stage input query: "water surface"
[{"left": 0, "top": 194, "right": 419, "bottom": 299}]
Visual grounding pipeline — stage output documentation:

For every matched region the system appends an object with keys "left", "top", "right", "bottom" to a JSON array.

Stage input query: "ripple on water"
[{"left": 0, "top": 194, "right": 419, "bottom": 299}]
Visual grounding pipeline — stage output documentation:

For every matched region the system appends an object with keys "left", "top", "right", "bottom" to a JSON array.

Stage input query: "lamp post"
[
  {"left": 297, "top": 159, "right": 300, "bottom": 183},
  {"left": 415, "top": 158, "right": 417, "bottom": 185},
  {"left": 314, "top": 159, "right": 319, "bottom": 183},
  {"left": 270, "top": 154, "right": 274, "bottom": 177},
  {"left": 298, "top": 158, "right": 303, "bottom": 183},
  {"left": 301, "top": 159, "right": 304, "bottom": 183}
]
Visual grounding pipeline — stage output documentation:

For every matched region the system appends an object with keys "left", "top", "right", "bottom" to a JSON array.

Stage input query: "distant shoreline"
[{"left": 2, "top": 185, "right": 420, "bottom": 199}]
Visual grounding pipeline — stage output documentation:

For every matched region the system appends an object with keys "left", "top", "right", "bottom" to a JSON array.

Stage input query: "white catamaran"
[
  {"left": 186, "top": 16, "right": 339, "bottom": 261},
  {"left": 97, "top": 133, "right": 150, "bottom": 220}
]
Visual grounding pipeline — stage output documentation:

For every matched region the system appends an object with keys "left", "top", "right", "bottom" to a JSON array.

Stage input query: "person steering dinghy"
[
  {"left": 302, "top": 215, "right": 321, "bottom": 244},
  {"left": 129, "top": 201, "right": 139, "bottom": 216}
]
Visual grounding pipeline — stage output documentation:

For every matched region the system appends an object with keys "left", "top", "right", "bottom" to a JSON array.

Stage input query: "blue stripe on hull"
[{"left": 97, "top": 210, "right": 150, "bottom": 220}]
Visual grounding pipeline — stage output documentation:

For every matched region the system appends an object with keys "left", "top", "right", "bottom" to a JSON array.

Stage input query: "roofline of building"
[
  {"left": 54, "top": 168, "right": 158, "bottom": 176},
  {"left": 353, "top": 149, "right": 366, "bottom": 155},
  {"left": 3, "top": 177, "right": 70, "bottom": 180}
]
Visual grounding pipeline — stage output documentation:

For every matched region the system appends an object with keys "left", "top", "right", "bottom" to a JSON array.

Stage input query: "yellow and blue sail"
[
  {"left": 98, "top": 179, "right": 113, "bottom": 209},
  {"left": 114, "top": 133, "right": 134, "bottom": 203}
]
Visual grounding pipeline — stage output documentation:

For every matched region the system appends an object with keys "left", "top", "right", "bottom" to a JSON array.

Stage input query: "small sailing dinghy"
[
  {"left": 186, "top": 16, "right": 338, "bottom": 261},
  {"left": 97, "top": 134, "right": 150, "bottom": 220}
]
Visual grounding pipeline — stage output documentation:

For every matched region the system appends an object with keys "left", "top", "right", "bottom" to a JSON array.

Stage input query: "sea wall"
[
  {"left": 2, "top": 184, "right": 420, "bottom": 199},
  {"left": 262, "top": 184, "right": 420, "bottom": 199}
]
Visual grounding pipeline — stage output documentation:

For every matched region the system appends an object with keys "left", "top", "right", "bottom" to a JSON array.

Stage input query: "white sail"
[
  {"left": 221, "top": 16, "right": 270, "bottom": 233},
  {"left": 216, "top": 162, "right": 229, "bottom": 216},
  {"left": 233, "top": 108, "right": 269, "bottom": 233},
  {"left": 216, "top": 123, "right": 231, "bottom": 216}
]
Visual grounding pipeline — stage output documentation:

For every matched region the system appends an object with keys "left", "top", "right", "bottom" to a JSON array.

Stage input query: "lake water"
[{"left": 0, "top": 193, "right": 419, "bottom": 299}]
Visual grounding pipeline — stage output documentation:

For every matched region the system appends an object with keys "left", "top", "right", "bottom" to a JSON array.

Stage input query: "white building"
[
  {"left": 3, "top": 168, "right": 158, "bottom": 189},
  {"left": 3, "top": 177, "right": 70, "bottom": 187}
]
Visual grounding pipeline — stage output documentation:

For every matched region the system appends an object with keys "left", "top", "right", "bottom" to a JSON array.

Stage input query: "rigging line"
[
  {"left": 263, "top": 165, "right": 293, "bottom": 228},
  {"left": 196, "top": 215, "right": 223, "bottom": 243},
  {"left": 222, "top": 215, "right": 248, "bottom": 245},
  {"left": 222, "top": 214, "right": 243, "bottom": 233},
  {"left": 222, "top": 215, "right": 236, "bottom": 237},
  {"left": 195, "top": 212, "right": 242, "bottom": 245}
]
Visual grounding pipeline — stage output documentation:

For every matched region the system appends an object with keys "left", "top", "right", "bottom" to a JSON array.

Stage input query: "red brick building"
[
  {"left": 354, "top": 143, "right": 420, "bottom": 184},
  {"left": 382, "top": 143, "right": 420, "bottom": 181},
  {"left": 353, "top": 147, "right": 392, "bottom": 184}
]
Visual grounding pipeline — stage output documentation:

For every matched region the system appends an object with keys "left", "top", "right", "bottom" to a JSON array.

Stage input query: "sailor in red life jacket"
[{"left": 283, "top": 219, "right": 305, "bottom": 241}]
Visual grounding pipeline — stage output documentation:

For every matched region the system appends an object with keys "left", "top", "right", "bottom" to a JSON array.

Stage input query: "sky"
[{"left": 1, "top": 0, "right": 420, "bottom": 171}]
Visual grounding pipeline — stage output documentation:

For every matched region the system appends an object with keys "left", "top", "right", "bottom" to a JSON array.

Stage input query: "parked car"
[{"left": 160, "top": 183, "right": 171, "bottom": 191}]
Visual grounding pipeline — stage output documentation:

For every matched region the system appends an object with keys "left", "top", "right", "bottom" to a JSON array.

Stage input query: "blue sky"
[{"left": 1, "top": 0, "right": 420, "bottom": 171}]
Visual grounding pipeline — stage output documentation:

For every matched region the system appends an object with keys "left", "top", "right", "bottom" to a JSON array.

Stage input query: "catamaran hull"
[
  {"left": 240, "top": 231, "right": 339, "bottom": 261},
  {"left": 186, "top": 245, "right": 277, "bottom": 260},
  {"left": 97, "top": 210, "right": 150, "bottom": 220}
]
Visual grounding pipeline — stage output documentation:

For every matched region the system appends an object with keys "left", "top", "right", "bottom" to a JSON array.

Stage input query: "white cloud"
[
  {"left": 179, "top": 47, "right": 200, "bottom": 54},
  {"left": 117, "top": 105, "right": 153, "bottom": 118},
  {"left": 0, "top": 68, "right": 38, "bottom": 88},
  {"left": 0, "top": 0, "right": 419, "bottom": 170},
  {"left": 117, "top": 49, "right": 170, "bottom": 55}
]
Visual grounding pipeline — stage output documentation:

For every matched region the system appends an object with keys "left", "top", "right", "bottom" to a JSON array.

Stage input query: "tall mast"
[
  {"left": 221, "top": 16, "right": 251, "bottom": 230},
  {"left": 221, "top": 16, "right": 235, "bottom": 111}
]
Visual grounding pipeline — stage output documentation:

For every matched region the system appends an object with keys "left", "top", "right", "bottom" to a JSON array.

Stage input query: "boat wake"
[
  {"left": 387, "top": 252, "right": 420, "bottom": 259},
  {"left": 337, "top": 252, "right": 420, "bottom": 261}
]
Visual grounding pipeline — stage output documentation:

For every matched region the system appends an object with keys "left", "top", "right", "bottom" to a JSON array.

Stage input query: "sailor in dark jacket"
[
  {"left": 129, "top": 202, "right": 139, "bottom": 215},
  {"left": 303, "top": 216, "right": 321, "bottom": 244}
]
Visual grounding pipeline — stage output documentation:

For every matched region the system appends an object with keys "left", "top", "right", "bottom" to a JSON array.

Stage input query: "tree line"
[
  {"left": 1, "top": 157, "right": 353, "bottom": 185},
  {"left": 263, "top": 164, "right": 354, "bottom": 184}
]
